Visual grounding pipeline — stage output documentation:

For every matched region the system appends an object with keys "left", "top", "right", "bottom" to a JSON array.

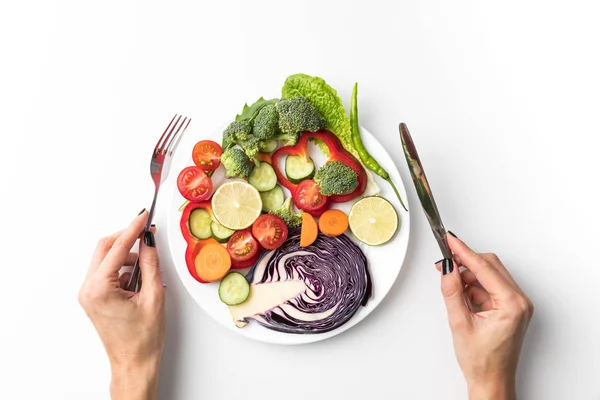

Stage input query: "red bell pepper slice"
[
  {"left": 271, "top": 130, "right": 367, "bottom": 204},
  {"left": 180, "top": 200, "right": 262, "bottom": 281},
  {"left": 180, "top": 200, "right": 218, "bottom": 284},
  {"left": 185, "top": 238, "right": 219, "bottom": 283},
  {"left": 180, "top": 200, "right": 212, "bottom": 243}
]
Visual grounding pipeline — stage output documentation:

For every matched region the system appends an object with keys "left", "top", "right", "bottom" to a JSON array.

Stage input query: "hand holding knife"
[
  {"left": 399, "top": 123, "right": 470, "bottom": 305},
  {"left": 399, "top": 123, "right": 452, "bottom": 258}
]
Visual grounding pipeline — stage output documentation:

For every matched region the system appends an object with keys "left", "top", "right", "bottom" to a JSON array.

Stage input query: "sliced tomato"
[
  {"left": 192, "top": 140, "right": 222, "bottom": 171},
  {"left": 177, "top": 166, "right": 213, "bottom": 201},
  {"left": 231, "top": 248, "right": 262, "bottom": 270},
  {"left": 305, "top": 197, "right": 330, "bottom": 217},
  {"left": 226, "top": 229, "right": 259, "bottom": 263},
  {"left": 293, "top": 179, "right": 329, "bottom": 212},
  {"left": 252, "top": 214, "right": 288, "bottom": 250}
]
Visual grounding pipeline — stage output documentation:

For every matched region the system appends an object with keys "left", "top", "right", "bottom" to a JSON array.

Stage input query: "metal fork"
[{"left": 125, "top": 114, "right": 191, "bottom": 292}]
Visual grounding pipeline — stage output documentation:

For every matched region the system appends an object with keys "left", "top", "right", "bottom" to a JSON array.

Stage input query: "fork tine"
[
  {"left": 161, "top": 116, "right": 186, "bottom": 155},
  {"left": 166, "top": 117, "right": 191, "bottom": 156},
  {"left": 157, "top": 114, "right": 183, "bottom": 155},
  {"left": 154, "top": 114, "right": 178, "bottom": 155}
]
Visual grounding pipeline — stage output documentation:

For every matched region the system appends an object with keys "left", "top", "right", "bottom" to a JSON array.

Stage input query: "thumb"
[
  {"left": 439, "top": 258, "right": 471, "bottom": 330},
  {"left": 138, "top": 230, "right": 162, "bottom": 292}
]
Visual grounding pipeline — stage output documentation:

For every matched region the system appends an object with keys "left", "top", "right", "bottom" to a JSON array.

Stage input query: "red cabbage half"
[{"left": 230, "top": 229, "right": 371, "bottom": 334}]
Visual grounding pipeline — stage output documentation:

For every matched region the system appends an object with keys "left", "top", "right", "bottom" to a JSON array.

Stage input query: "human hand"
[
  {"left": 436, "top": 233, "right": 534, "bottom": 400},
  {"left": 78, "top": 210, "right": 165, "bottom": 400}
]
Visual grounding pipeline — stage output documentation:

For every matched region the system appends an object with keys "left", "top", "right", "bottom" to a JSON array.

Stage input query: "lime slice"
[
  {"left": 348, "top": 196, "right": 399, "bottom": 246},
  {"left": 212, "top": 181, "right": 262, "bottom": 230}
]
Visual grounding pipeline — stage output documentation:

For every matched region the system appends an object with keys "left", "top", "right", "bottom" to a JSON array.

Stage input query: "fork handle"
[
  {"left": 127, "top": 192, "right": 158, "bottom": 292},
  {"left": 126, "top": 259, "right": 142, "bottom": 292}
]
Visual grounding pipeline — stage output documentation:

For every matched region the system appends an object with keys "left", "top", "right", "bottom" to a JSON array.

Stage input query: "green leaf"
[
  {"left": 235, "top": 97, "right": 278, "bottom": 122},
  {"left": 308, "top": 137, "right": 331, "bottom": 157},
  {"left": 282, "top": 74, "right": 358, "bottom": 158}
]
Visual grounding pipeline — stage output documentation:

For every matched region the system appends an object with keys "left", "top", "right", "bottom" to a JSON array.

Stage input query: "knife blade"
[{"left": 399, "top": 123, "right": 452, "bottom": 259}]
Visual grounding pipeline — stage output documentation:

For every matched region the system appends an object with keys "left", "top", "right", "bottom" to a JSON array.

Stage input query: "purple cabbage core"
[{"left": 246, "top": 229, "right": 371, "bottom": 334}]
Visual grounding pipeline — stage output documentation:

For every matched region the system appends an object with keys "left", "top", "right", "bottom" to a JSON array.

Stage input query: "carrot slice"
[
  {"left": 318, "top": 209, "right": 348, "bottom": 237},
  {"left": 186, "top": 237, "right": 220, "bottom": 283},
  {"left": 195, "top": 243, "right": 231, "bottom": 282},
  {"left": 300, "top": 212, "right": 318, "bottom": 247}
]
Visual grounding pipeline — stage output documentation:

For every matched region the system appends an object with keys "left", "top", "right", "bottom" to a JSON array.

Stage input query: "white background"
[{"left": 1, "top": 1, "right": 599, "bottom": 399}]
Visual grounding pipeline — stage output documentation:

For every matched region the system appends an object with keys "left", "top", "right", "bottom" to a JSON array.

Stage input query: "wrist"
[
  {"left": 110, "top": 358, "right": 160, "bottom": 400},
  {"left": 467, "top": 376, "right": 516, "bottom": 400}
]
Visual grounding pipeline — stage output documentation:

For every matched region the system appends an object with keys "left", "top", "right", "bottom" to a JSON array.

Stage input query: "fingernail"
[
  {"left": 138, "top": 208, "right": 146, "bottom": 216},
  {"left": 144, "top": 231, "right": 156, "bottom": 247},
  {"left": 448, "top": 231, "right": 457, "bottom": 238},
  {"left": 442, "top": 258, "right": 454, "bottom": 275},
  {"left": 162, "top": 282, "right": 168, "bottom": 287},
  {"left": 151, "top": 224, "right": 156, "bottom": 228},
  {"left": 434, "top": 259, "right": 443, "bottom": 265}
]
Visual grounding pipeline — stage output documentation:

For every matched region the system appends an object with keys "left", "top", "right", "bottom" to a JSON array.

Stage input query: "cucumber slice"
[
  {"left": 259, "top": 139, "right": 279, "bottom": 153},
  {"left": 211, "top": 221, "right": 235, "bottom": 243},
  {"left": 285, "top": 155, "right": 315, "bottom": 184},
  {"left": 248, "top": 161, "right": 277, "bottom": 192},
  {"left": 260, "top": 185, "right": 285, "bottom": 212},
  {"left": 189, "top": 209, "right": 212, "bottom": 239},
  {"left": 219, "top": 272, "right": 250, "bottom": 306}
]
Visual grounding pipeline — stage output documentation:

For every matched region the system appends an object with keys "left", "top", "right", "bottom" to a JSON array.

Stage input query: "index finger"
[
  {"left": 97, "top": 211, "right": 148, "bottom": 276},
  {"left": 87, "top": 229, "right": 124, "bottom": 277},
  {"left": 446, "top": 234, "right": 515, "bottom": 299}
]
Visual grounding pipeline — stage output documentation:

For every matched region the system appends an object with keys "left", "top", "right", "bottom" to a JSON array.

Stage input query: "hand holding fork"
[{"left": 125, "top": 114, "right": 191, "bottom": 292}]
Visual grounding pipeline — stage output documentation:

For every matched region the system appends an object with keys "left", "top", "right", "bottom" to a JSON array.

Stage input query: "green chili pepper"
[{"left": 350, "top": 82, "right": 408, "bottom": 212}]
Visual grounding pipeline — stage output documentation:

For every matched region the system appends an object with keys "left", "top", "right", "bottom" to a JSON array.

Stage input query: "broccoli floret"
[
  {"left": 222, "top": 120, "right": 263, "bottom": 163},
  {"left": 314, "top": 161, "right": 358, "bottom": 196},
  {"left": 220, "top": 147, "right": 252, "bottom": 179},
  {"left": 253, "top": 104, "right": 279, "bottom": 140},
  {"left": 239, "top": 135, "right": 262, "bottom": 163},
  {"left": 275, "top": 131, "right": 300, "bottom": 146},
  {"left": 254, "top": 102, "right": 301, "bottom": 146},
  {"left": 222, "top": 121, "right": 252, "bottom": 149},
  {"left": 276, "top": 97, "right": 326, "bottom": 135},
  {"left": 271, "top": 197, "right": 302, "bottom": 228}
]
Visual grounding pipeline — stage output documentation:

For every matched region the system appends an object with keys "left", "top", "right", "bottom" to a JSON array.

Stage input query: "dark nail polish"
[
  {"left": 448, "top": 231, "right": 457, "bottom": 238},
  {"left": 442, "top": 258, "right": 454, "bottom": 275},
  {"left": 435, "top": 259, "right": 444, "bottom": 265},
  {"left": 151, "top": 224, "right": 156, "bottom": 228},
  {"left": 138, "top": 208, "right": 146, "bottom": 216},
  {"left": 144, "top": 231, "right": 156, "bottom": 247}
]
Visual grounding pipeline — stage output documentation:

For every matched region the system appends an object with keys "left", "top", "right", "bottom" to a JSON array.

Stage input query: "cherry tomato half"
[
  {"left": 231, "top": 248, "right": 261, "bottom": 270},
  {"left": 252, "top": 214, "right": 288, "bottom": 250},
  {"left": 304, "top": 197, "right": 330, "bottom": 217},
  {"left": 177, "top": 166, "right": 213, "bottom": 201},
  {"left": 294, "top": 179, "right": 329, "bottom": 212},
  {"left": 226, "top": 229, "right": 259, "bottom": 263},
  {"left": 192, "top": 140, "right": 222, "bottom": 171}
]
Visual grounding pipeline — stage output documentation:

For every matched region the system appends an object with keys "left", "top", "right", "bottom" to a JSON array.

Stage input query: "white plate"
[{"left": 167, "top": 124, "right": 410, "bottom": 345}]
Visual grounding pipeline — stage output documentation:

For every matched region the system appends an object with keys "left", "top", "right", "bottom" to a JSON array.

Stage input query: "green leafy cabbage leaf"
[
  {"left": 282, "top": 73, "right": 380, "bottom": 197},
  {"left": 282, "top": 74, "right": 358, "bottom": 158},
  {"left": 309, "top": 137, "right": 331, "bottom": 157}
]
